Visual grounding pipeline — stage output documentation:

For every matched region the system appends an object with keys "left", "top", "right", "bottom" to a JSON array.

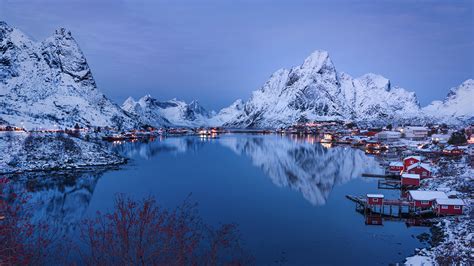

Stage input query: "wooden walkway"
[
  {"left": 346, "top": 195, "right": 434, "bottom": 217},
  {"left": 346, "top": 195, "right": 411, "bottom": 207}
]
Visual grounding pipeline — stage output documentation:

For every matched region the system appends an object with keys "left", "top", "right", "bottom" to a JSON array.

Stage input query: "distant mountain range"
[
  {"left": 1, "top": 21, "right": 472, "bottom": 129},
  {"left": 122, "top": 95, "right": 212, "bottom": 127}
]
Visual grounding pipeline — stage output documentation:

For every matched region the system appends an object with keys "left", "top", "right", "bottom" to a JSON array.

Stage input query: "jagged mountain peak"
[
  {"left": 0, "top": 22, "right": 137, "bottom": 129},
  {"left": 124, "top": 96, "right": 136, "bottom": 103},
  {"left": 446, "top": 79, "right": 473, "bottom": 99},
  {"left": 54, "top": 27, "right": 72, "bottom": 37},
  {"left": 222, "top": 50, "right": 421, "bottom": 128},
  {"left": 301, "top": 50, "right": 332, "bottom": 72},
  {"left": 423, "top": 79, "right": 474, "bottom": 124}
]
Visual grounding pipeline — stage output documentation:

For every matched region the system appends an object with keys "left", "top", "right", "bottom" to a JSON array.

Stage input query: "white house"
[
  {"left": 375, "top": 131, "right": 401, "bottom": 142},
  {"left": 402, "top": 126, "right": 429, "bottom": 140}
]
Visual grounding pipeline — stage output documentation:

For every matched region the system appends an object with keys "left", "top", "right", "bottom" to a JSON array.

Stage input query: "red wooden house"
[
  {"left": 403, "top": 156, "right": 421, "bottom": 170},
  {"left": 408, "top": 190, "right": 447, "bottom": 208},
  {"left": 406, "top": 163, "right": 432, "bottom": 179},
  {"left": 401, "top": 173, "right": 420, "bottom": 187},
  {"left": 388, "top": 161, "right": 404, "bottom": 173},
  {"left": 434, "top": 198, "right": 465, "bottom": 216},
  {"left": 366, "top": 194, "right": 384, "bottom": 206}
]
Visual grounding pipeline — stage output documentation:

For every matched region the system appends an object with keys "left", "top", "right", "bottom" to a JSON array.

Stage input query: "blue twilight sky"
[{"left": 1, "top": 0, "right": 473, "bottom": 110}]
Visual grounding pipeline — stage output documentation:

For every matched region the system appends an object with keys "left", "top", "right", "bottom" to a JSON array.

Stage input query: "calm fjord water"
[{"left": 31, "top": 134, "right": 429, "bottom": 265}]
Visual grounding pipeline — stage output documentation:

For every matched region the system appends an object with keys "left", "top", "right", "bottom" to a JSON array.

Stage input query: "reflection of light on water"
[
  {"left": 321, "top": 142, "right": 332, "bottom": 149},
  {"left": 306, "top": 135, "right": 316, "bottom": 144},
  {"left": 199, "top": 133, "right": 218, "bottom": 141}
]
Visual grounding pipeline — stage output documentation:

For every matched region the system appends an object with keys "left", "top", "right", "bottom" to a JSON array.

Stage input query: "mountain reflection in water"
[
  {"left": 7, "top": 169, "right": 109, "bottom": 233},
  {"left": 113, "top": 134, "right": 384, "bottom": 206}
]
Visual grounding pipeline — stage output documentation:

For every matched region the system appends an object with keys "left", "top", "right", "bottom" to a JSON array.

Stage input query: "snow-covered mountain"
[
  {"left": 122, "top": 95, "right": 212, "bottom": 127},
  {"left": 221, "top": 50, "right": 421, "bottom": 128},
  {"left": 0, "top": 21, "right": 137, "bottom": 130},
  {"left": 209, "top": 99, "right": 245, "bottom": 126},
  {"left": 423, "top": 79, "right": 474, "bottom": 124}
]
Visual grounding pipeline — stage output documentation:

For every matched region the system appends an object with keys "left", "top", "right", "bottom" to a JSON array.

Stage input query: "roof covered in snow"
[
  {"left": 389, "top": 161, "right": 404, "bottom": 167},
  {"left": 404, "top": 126, "right": 429, "bottom": 131},
  {"left": 404, "top": 156, "right": 422, "bottom": 161},
  {"left": 407, "top": 163, "right": 432, "bottom": 172},
  {"left": 408, "top": 190, "right": 447, "bottom": 201},
  {"left": 435, "top": 198, "right": 465, "bottom": 206},
  {"left": 367, "top": 194, "right": 384, "bottom": 198},
  {"left": 402, "top": 173, "right": 420, "bottom": 179}
]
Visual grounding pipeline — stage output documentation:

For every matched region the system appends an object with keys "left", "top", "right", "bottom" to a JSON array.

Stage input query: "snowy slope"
[
  {"left": 209, "top": 99, "right": 245, "bottom": 126},
  {"left": 222, "top": 50, "right": 421, "bottom": 128},
  {"left": 423, "top": 79, "right": 474, "bottom": 124},
  {"left": 0, "top": 132, "right": 125, "bottom": 174},
  {"left": 122, "top": 95, "right": 212, "bottom": 127},
  {"left": 0, "top": 22, "right": 137, "bottom": 130}
]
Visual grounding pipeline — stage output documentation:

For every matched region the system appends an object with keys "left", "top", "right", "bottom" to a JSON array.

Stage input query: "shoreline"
[
  {"left": 2, "top": 132, "right": 472, "bottom": 264},
  {"left": 405, "top": 158, "right": 473, "bottom": 265}
]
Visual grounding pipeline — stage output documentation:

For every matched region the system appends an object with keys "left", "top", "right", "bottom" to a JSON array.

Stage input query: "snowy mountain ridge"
[
  {"left": 220, "top": 50, "right": 423, "bottom": 128},
  {"left": 1, "top": 21, "right": 471, "bottom": 129},
  {"left": 122, "top": 95, "right": 212, "bottom": 127},
  {"left": 423, "top": 79, "right": 474, "bottom": 125},
  {"left": 0, "top": 21, "right": 137, "bottom": 130}
]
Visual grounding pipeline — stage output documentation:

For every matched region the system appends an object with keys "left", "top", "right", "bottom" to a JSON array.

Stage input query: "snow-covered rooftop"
[
  {"left": 402, "top": 173, "right": 420, "bottom": 179},
  {"left": 389, "top": 161, "right": 403, "bottom": 167},
  {"left": 405, "top": 126, "right": 428, "bottom": 131},
  {"left": 404, "top": 156, "right": 422, "bottom": 161},
  {"left": 407, "top": 163, "right": 432, "bottom": 172},
  {"left": 376, "top": 131, "right": 401, "bottom": 136},
  {"left": 408, "top": 190, "right": 447, "bottom": 201},
  {"left": 435, "top": 198, "right": 465, "bottom": 206},
  {"left": 367, "top": 194, "right": 384, "bottom": 198}
]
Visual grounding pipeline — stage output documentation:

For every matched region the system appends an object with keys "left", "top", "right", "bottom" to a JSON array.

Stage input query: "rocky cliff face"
[
  {"left": 222, "top": 50, "right": 421, "bottom": 128},
  {"left": 0, "top": 22, "right": 137, "bottom": 130}
]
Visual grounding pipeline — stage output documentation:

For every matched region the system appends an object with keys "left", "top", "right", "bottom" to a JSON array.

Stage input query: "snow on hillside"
[
  {"left": 2, "top": 20, "right": 471, "bottom": 129},
  {"left": 0, "top": 22, "right": 137, "bottom": 130},
  {"left": 122, "top": 95, "right": 212, "bottom": 127},
  {"left": 209, "top": 99, "right": 245, "bottom": 127},
  {"left": 423, "top": 79, "right": 474, "bottom": 124},
  {"left": 222, "top": 50, "right": 422, "bottom": 128},
  {"left": 0, "top": 132, "right": 125, "bottom": 174}
]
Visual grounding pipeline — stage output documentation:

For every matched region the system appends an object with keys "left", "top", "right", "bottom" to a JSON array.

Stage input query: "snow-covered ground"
[
  {"left": 405, "top": 157, "right": 473, "bottom": 265},
  {"left": 0, "top": 132, "right": 125, "bottom": 174}
]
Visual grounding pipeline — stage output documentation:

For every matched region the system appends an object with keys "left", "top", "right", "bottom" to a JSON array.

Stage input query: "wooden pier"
[{"left": 346, "top": 195, "right": 432, "bottom": 217}]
